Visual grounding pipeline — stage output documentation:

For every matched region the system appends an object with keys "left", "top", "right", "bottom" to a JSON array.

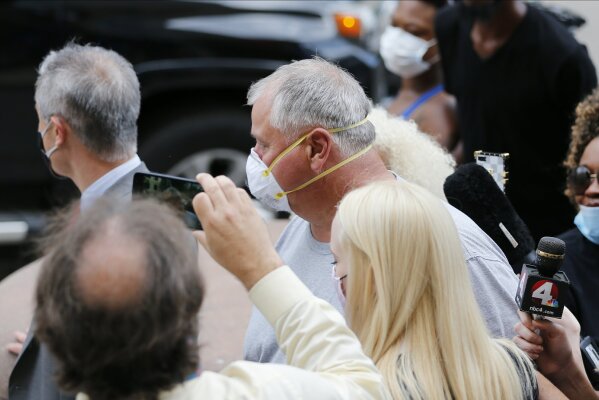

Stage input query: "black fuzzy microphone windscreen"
[{"left": 443, "top": 163, "right": 535, "bottom": 273}]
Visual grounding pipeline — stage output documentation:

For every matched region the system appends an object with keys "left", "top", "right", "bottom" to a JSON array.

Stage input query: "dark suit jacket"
[{"left": 8, "top": 162, "right": 149, "bottom": 400}]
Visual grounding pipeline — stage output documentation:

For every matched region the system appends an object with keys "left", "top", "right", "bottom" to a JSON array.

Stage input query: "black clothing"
[
  {"left": 435, "top": 5, "right": 597, "bottom": 241},
  {"left": 558, "top": 227, "right": 599, "bottom": 389},
  {"left": 558, "top": 228, "right": 599, "bottom": 341}
]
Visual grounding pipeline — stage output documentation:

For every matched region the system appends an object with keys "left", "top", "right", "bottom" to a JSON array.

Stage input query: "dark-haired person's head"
[
  {"left": 381, "top": 0, "right": 447, "bottom": 80},
  {"left": 34, "top": 199, "right": 203, "bottom": 400},
  {"left": 565, "top": 88, "right": 599, "bottom": 207},
  {"left": 565, "top": 88, "right": 599, "bottom": 244},
  {"left": 392, "top": 0, "right": 447, "bottom": 36}
]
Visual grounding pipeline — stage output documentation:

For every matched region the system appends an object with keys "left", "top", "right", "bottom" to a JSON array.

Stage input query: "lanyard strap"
[{"left": 275, "top": 144, "right": 373, "bottom": 199}]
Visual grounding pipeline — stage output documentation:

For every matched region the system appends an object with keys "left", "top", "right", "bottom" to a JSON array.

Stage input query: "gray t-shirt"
[
  {"left": 244, "top": 215, "right": 343, "bottom": 364},
  {"left": 243, "top": 203, "right": 520, "bottom": 364}
]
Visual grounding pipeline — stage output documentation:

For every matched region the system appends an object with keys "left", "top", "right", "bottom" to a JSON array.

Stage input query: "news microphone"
[
  {"left": 515, "top": 237, "right": 570, "bottom": 318},
  {"left": 444, "top": 163, "right": 535, "bottom": 273}
]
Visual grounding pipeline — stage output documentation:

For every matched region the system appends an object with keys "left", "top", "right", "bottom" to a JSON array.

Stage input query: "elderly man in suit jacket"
[{"left": 6, "top": 42, "right": 149, "bottom": 400}]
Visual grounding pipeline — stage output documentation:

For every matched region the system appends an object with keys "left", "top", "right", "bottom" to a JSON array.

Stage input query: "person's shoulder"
[
  {"left": 168, "top": 370, "right": 244, "bottom": 397},
  {"left": 527, "top": 5, "right": 585, "bottom": 53},
  {"left": 558, "top": 227, "right": 590, "bottom": 274},
  {"left": 557, "top": 227, "right": 582, "bottom": 244},
  {"left": 435, "top": 4, "right": 461, "bottom": 33},
  {"left": 105, "top": 160, "right": 149, "bottom": 198},
  {"left": 414, "top": 94, "right": 457, "bottom": 145},
  {"left": 435, "top": 5, "right": 462, "bottom": 49},
  {"left": 444, "top": 202, "right": 480, "bottom": 235},
  {"left": 444, "top": 202, "right": 508, "bottom": 262},
  {"left": 420, "top": 91, "right": 455, "bottom": 116}
]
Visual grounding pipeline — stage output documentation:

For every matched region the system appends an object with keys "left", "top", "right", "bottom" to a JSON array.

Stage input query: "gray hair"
[
  {"left": 35, "top": 43, "right": 140, "bottom": 162},
  {"left": 247, "top": 57, "right": 374, "bottom": 157}
]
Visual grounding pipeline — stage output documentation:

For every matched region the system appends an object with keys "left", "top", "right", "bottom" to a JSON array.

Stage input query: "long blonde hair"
[{"left": 337, "top": 181, "right": 535, "bottom": 400}]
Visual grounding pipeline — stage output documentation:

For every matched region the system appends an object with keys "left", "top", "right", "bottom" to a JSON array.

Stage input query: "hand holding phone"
[
  {"left": 133, "top": 172, "right": 203, "bottom": 230},
  {"left": 192, "top": 174, "right": 283, "bottom": 290}
]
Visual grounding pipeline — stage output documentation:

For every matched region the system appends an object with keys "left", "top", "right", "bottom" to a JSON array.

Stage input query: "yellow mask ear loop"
[
  {"left": 274, "top": 144, "right": 373, "bottom": 200},
  {"left": 262, "top": 116, "right": 369, "bottom": 178},
  {"left": 326, "top": 117, "right": 369, "bottom": 133},
  {"left": 262, "top": 133, "right": 310, "bottom": 177}
]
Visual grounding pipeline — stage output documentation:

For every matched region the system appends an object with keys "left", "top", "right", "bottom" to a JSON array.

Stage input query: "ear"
[
  {"left": 304, "top": 128, "right": 334, "bottom": 173},
  {"left": 49, "top": 115, "right": 70, "bottom": 146}
]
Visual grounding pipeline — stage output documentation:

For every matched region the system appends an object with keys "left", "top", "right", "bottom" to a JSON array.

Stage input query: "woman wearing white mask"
[
  {"left": 556, "top": 88, "right": 599, "bottom": 370},
  {"left": 380, "top": 0, "right": 458, "bottom": 156}
]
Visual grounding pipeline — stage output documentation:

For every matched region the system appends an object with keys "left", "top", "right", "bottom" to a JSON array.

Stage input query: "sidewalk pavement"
[{"left": 0, "top": 218, "right": 289, "bottom": 400}]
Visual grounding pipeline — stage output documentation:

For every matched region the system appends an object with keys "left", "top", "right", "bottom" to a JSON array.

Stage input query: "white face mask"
[
  {"left": 379, "top": 26, "right": 437, "bottom": 79},
  {"left": 39, "top": 121, "right": 59, "bottom": 159},
  {"left": 246, "top": 117, "right": 372, "bottom": 213},
  {"left": 246, "top": 148, "right": 292, "bottom": 213}
]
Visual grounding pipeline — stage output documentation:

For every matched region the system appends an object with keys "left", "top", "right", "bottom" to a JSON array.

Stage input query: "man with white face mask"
[
  {"left": 379, "top": 0, "right": 458, "bottom": 155},
  {"left": 7, "top": 43, "right": 150, "bottom": 400},
  {"left": 243, "top": 57, "right": 522, "bottom": 364}
]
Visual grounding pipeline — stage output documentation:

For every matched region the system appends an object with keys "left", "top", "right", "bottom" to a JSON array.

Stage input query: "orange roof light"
[{"left": 334, "top": 13, "right": 361, "bottom": 39}]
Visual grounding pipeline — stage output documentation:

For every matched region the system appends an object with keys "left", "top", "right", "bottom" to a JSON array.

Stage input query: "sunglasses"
[{"left": 568, "top": 165, "right": 598, "bottom": 195}]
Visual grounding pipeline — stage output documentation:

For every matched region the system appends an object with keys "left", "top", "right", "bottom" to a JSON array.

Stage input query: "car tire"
[{"left": 140, "top": 109, "right": 252, "bottom": 187}]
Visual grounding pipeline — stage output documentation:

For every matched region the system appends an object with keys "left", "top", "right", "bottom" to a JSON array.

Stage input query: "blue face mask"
[{"left": 574, "top": 205, "right": 599, "bottom": 245}]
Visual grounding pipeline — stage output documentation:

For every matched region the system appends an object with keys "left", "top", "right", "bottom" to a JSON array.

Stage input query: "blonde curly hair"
[
  {"left": 369, "top": 106, "right": 455, "bottom": 200},
  {"left": 564, "top": 88, "right": 599, "bottom": 204}
]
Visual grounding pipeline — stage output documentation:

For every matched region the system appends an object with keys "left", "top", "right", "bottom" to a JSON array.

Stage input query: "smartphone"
[
  {"left": 474, "top": 150, "right": 509, "bottom": 192},
  {"left": 132, "top": 172, "right": 203, "bottom": 230}
]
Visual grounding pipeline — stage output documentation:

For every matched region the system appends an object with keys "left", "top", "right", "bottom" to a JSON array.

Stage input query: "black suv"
[{"left": 0, "top": 0, "right": 383, "bottom": 267}]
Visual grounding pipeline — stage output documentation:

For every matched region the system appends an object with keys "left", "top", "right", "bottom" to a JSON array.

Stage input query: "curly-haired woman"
[{"left": 558, "top": 87, "right": 599, "bottom": 368}]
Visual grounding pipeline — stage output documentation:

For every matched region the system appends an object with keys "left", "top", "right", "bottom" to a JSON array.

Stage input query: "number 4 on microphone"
[{"left": 531, "top": 281, "right": 559, "bottom": 307}]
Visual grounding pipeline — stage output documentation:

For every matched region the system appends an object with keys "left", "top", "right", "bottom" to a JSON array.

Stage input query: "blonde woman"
[{"left": 331, "top": 180, "right": 564, "bottom": 399}]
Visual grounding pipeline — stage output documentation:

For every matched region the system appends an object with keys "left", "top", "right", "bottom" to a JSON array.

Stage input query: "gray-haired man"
[
  {"left": 8, "top": 43, "right": 149, "bottom": 400},
  {"left": 243, "top": 57, "right": 522, "bottom": 364}
]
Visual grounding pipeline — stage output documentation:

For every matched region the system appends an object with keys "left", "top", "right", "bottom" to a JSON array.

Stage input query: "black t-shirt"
[
  {"left": 435, "top": 5, "right": 597, "bottom": 240},
  {"left": 558, "top": 227, "right": 599, "bottom": 340}
]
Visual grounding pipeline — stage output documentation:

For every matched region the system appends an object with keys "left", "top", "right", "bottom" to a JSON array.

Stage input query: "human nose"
[
  {"left": 585, "top": 174, "right": 599, "bottom": 198},
  {"left": 252, "top": 144, "right": 265, "bottom": 160}
]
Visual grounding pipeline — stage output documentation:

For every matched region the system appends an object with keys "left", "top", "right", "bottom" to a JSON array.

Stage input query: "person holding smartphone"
[{"left": 32, "top": 181, "right": 389, "bottom": 400}]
